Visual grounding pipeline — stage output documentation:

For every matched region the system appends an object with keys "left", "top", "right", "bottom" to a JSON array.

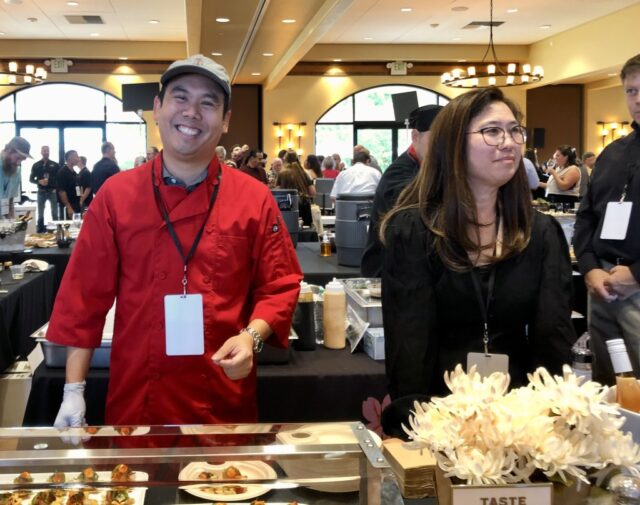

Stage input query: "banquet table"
[
  {"left": 0, "top": 266, "right": 56, "bottom": 371},
  {"left": 0, "top": 244, "right": 74, "bottom": 294},
  {"left": 23, "top": 346, "right": 388, "bottom": 426}
]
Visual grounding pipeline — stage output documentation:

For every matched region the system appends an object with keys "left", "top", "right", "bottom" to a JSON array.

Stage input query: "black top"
[
  {"left": 574, "top": 121, "right": 640, "bottom": 282},
  {"left": 91, "top": 157, "right": 120, "bottom": 195},
  {"left": 382, "top": 209, "right": 576, "bottom": 400},
  {"left": 56, "top": 165, "right": 81, "bottom": 214},
  {"left": 78, "top": 167, "right": 92, "bottom": 207},
  {"left": 361, "top": 148, "right": 420, "bottom": 277},
  {"left": 29, "top": 159, "right": 60, "bottom": 190}
]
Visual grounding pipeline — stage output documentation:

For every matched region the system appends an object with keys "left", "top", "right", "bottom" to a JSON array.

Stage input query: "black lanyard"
[
  {"left": 470, "top": 267, "right": 496, "bottom": 355},
  {"left": 151, "top": 164, "right": 221, "bottom": 295},
  {"left": 620, "top": 141, "right": 639, "bottom": 202}
]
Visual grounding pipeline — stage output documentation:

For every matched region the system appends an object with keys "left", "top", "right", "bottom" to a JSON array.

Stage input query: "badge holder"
[
  {"left": 164, "top": 266, "right": 204, "bottom": 356},
  {"left": 467, "top": 324, "right": 509, "bottom": 377}
]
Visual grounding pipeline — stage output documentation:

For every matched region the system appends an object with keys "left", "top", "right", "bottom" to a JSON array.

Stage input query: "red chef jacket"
[{"left": 46, "top": 155, "right": 302, "bottom": 425}]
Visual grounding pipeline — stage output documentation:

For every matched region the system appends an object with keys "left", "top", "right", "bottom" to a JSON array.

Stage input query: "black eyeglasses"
[{"left": 467, "top": 125, "right": 527, "bottom": 146}]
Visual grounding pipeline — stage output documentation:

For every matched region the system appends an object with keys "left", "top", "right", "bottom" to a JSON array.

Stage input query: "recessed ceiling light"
[
  {"left": 333, "top": 58, "right": 342, "bottom": 62},
  {"left": 608, "top": 72, "right": 618, "bottom": 76},
  {"left": 400, "top": 8, "right": 412, "bottom": 12},
  {"left": 215, "top": 17, "right": 230, "bottom": 23},
  {"left": 281, "top": 19, "right": 296, "bottom": 24},
  {"left": 148, "top": 19, "right": 160, "bottom": 24},
  {"left": 118, "top": 56, "right": 128, "bottom": 60},
  {"left": 452, "top": 37, "right": 462, "bottom": 41},
  {"left": 507, "top": 8, "right": 518, "bottom": 13},
  {"left": 27, "top": 17, "right": 38, "bottom": 22},
  {"left": 539, "top": 24, "right": 551, "bottom": 29},
  {"left": 457, "top": 59, "right": 467, "bottom": 62},
  {"left": 451, "top": 6, "right": 468, "bottom": 11},
  {"left": 4, "top": 0, "right": 23, "bottom": 4},
  {"left": 0, "top": 32, "right": 5, "bottom": 36},
  {"left": 363, "top": 36, "right": 373, "bottom": 40},
  {"left": 251, "top": 72, "right": 261, "bottom": 76},
  {"left": 90, "top": 32, "right": 99, "bottom": 37},
  {"left": 67, "top": 1, "right": 79, "bottom": 5},
  {"left": 211, "top": 52, "right": 223, "bottom": 56},
  {"left": 262, "top": 52, "right": 273, "bottom": 57}
]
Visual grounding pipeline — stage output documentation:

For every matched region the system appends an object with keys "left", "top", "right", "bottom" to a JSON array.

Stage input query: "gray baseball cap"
[
  {"left": 6, "top": 136, "right": 32, "bottom": 158},
  {"left": 161, "top": 54, "right": 231, "bottom": 98}
]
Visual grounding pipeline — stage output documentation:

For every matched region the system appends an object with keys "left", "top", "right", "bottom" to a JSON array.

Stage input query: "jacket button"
[{"left": 158, "top": 271, "right": 167, "bottom": 280}]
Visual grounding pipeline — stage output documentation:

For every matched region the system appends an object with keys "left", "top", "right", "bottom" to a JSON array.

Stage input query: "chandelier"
[
  {"left": 441, "top": 0, "right": 543, "bottom": 88},
  {"left": 0, "top": 61, "right": 47, "bottom": 86}
]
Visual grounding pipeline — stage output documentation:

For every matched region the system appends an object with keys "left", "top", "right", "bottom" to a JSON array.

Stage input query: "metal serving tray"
[{"left": 341, "top": 278, "right": 383, "bottom": 327}]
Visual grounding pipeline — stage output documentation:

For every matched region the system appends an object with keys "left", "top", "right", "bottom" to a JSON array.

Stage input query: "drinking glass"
[{"left": 72, "top": 213, "right": 82, "bottom": 229}]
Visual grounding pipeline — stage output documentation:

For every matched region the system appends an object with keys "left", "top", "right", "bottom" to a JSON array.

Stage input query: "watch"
[{"left": 242, "top": 326, "right": 264, "bottom": 353}]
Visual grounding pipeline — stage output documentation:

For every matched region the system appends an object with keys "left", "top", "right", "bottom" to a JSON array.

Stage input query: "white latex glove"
[{"left": 54, "top": 381, "right": 87, "bottom": 429}]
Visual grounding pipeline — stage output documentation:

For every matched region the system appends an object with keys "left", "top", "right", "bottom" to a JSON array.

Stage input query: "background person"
[
  {"left": 0, "top": 136, "right": 31, "bottom": 219},
  {"left": 330, "top": 150, "right": 381, "bottom": 200},
  {"left": 545, "top": 145, "right": 581, "bottom": 205},
  {"left": 56, "top": 150, "right": 81, "bottom": 219},
  {"left": 77, "top": 155, "right": 92, "bottom": 210},
  {"left": 379, "top": 88, "right": 575, "bottom": 437},
  {"left": 91, "top": 141, "right": 119, "bottom": 195},
  {"left": 30, "top": 145, "right": 60, "bottom": 232}
]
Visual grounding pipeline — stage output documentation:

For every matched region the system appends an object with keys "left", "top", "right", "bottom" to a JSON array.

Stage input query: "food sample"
[
  {"left": 221, "top": 466, "right": 245, "bottom": 480},
  {"left": 30, "top": 490, "right": 57, "bottom": 505},
  {"left": 77, "top": 467, "right": 99, "bottom": 483},
  {"left": 47, "top": 472, "right": 66, "bottom": 484},
  {"left": 111, "top": 464, "right": 133, "bottom": 482},
  {"left": 84, "top": 427, "right": 99, "bottom": 435},
  {"left": 0, "top": 493, "right": 21, "bottom": 505},
  {"left": 67, "top": 491, "right": 98, "bottom": 505},
  {"left": 114, "top": 427, "right": 133, "bottom": 436},
  {"left": 13, "top": 471, "right": 33, "bottom": 484},
  {"left": 103, "top": 489, "right": 134, "bottom": 505},
  {"left": 197, "top": 471, "right": 217, "bottom": 480},
  {"left": 201, "top": 485, "right": 247, "bottom": 495}
]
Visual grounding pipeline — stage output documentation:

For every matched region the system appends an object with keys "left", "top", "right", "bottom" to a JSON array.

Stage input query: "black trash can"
[
  {"left": 271, "top": 189, "right": 300, "bottom": 247},
  {"left": 335, "top": 192, "right": 374, "bottom": 267}
]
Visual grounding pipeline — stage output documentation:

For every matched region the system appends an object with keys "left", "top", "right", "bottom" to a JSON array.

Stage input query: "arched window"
[
  {"left": 0, "top": 82, "right": 146, "bottom": 195},
  {"left": 315, "top": 84, "right": 449, "bottom": 170}
]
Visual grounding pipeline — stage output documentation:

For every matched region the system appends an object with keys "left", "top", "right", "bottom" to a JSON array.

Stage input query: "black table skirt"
[
  {"left": 23, "top": 346, "right": 388, "bottom": 426},
  {"left": 0, "top": 244, "right": 73, "bottom": 294},
  {"left": 0, "top": 266, "right": 56, "bottom": 371}
]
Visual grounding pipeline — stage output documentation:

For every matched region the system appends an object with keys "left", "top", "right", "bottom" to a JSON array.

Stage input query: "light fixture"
[
  {"left": 281, "top": 19, "right": 296, "bottom": 24},
  {"left": 539, "top": 24, "right": 551, "bottom": 30},
  {"left": 215, "top": 17, "right": 230, "bottom": 23},
  {"left": 90, "top": 32, "right": 99, "bottom": 37},
  {"left": 273, "top": 122, "right": 307, "bottom": 152},
  {"left": 262, "top": 52, "right": 273, "bottom": 57},
  {"left": 333, "top": 58, "right": 342, "bottom": 62},
  {"left": 148, "top": 19, "right": 160, "bottom": 24},
  {"left": 400, "top": 8, "right": 412, "bottom": 12},
  {"left": 597, "top": 121, "right": 630, "bottom": 148},
  {"left": 441, "top": 0, "right": 543, "bottom": 88},
  {"left": 118, "top": 56, "right": 128, "bottom": 60},
  {"left": 507, "top": 8, "right": 518, "bottom": 13},
  {"left": 211, "top": 52, "right": 223, "bottom": 56},
  {"left": 0, "top": 61, "right": 47, "bottom": 86},
  {"left": 251, "top": 72, "right": 261, "bottom": 76},
  {"left": 67, "top": 1, "right": 79, "bottom": 5}
]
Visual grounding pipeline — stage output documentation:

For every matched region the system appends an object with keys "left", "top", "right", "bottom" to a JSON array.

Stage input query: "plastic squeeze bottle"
[
  {"left": 320, "top": 232, "right": 332, "bottom": 257},
  {"left": 607, "top": 338, "right": 640, "bottom": 413},
  {"left": 323, "top": 278, "right": 346, "bottom": 349}
]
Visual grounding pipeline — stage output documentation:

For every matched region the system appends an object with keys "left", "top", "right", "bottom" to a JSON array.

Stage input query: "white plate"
[
  {"left": 179, "top": 424, "right": 273, "bottom": 435},
  {"left": 178, "top": 461, "right": 276, "bottom": 502},
  {"left": 276, "top": 423, "right": 381, "bottom": 493},
  {"left": 0, "top": 470, "right": 148, "bottom": 505}
]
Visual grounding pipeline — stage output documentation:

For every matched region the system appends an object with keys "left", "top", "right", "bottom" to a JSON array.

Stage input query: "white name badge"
[
  {"left": 467, "top": 352, "right": 509, "bottom": 377},
  {"left": 600, "top": 201, "right": 633, "bottom": 240},
  {"left": 164, "top": 294, "right": 205, "bottom": 356},
  {"left": 75, "top": 185, "right": 82, "bottom": 197},
  {"left": 0, "top": 198, "right": 8, "bottom": 216}
]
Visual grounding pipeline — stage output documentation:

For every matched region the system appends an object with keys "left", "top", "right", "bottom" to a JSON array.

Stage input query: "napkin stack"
[{"left": 382, "top": 438, "right": 437, "bottom": 499}]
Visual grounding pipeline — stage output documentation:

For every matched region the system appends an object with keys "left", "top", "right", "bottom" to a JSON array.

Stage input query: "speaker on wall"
[
  {"left": 532, "top": 128, "right": 545, "bottom": 148},
  {"left": 391, "top": 91, "right": 419, "bottom": 123},
  {"left": 121, "top": 82, "right": 160, "bottom": 112}
]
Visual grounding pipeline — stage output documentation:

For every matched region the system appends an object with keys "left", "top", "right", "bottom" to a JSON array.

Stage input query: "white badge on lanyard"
[
  {"left": 600, "top": 201, "right": 633, "bottom": 240},
  {"left": 0, "top": 198, "right": 9, "bottom": 216},
  {"left": 164, "top": 293, "right": 205, "bottom": 355},
  {"left": 75, "top": 185, "right": 82, "bottom": 197},
  {"left": 467, "top": 352, "right": 509, "bottom": 377}
]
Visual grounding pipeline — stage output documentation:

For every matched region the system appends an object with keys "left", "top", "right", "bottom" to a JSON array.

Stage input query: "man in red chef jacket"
[{"left": 48, "top": 54, "right": 302, "bottom": 426}]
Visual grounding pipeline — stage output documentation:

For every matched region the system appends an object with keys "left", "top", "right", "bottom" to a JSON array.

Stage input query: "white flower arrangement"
[{"left": 404, "top": 364, "right": 640, "bottom": 486}]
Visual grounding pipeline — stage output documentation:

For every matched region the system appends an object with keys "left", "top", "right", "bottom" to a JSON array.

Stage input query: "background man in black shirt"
[
  {"left": 57, "top": 150, "right": 81, "bottom": 219},
  {"left": 78, "top": 155, "right": 92, "bottom": 209},
  {"left": 91, "top": 141, "right": 120, "bottom": 195},
  {"left": 574, "top": 53, "right": 640, "bottom": 385},
  {"left": 29, "top": 145, "right": 60, "bottom": 232}
]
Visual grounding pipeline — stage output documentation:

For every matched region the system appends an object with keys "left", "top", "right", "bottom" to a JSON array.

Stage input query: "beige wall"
[
  {"left": 262, "top": 75, "right": 527, "bottom": 158},
  {"left": 584, "top": 78, "right": 630, "bottom": 156}
]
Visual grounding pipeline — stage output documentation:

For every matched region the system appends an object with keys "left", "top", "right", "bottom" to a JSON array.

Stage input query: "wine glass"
[{"left": 72, "top": 213, "right": 82, "bottom": 230}]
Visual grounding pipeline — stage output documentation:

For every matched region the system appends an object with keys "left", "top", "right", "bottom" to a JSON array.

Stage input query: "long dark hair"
[
  {"left": 305, "top": 154, "right": 322, "bottom": 178},
  {"left": 380, "top": 87, "right": 532, "bottom": 272},
  {"left": 555, "top": 145, "right": 577, "bottom": 168}
]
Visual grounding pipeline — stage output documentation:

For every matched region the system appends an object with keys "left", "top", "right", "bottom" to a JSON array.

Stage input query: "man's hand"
[
  {"left": 605, "top": 265, "right": 640, "bottom": 300},
  {"left": 66, "top": 206, "right": 75, "bottom": 219},
  {"left": 212, "top": 332, "right": 253, "bottom": 380},
  {"left": 38, "top": 178, "right": 48, "bottom": 187},
  {"left": 585, "top": 269, "right": 618, "bottom": 302},
  {"left": 54, "top": 381, "right": 87, "bottom": 428}
]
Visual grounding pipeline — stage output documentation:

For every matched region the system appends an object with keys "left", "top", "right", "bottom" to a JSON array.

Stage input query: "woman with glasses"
[
  {"left": 378, "top": 88, "right": 575, "bottom": 437},
  {"left": 545, "top": 145, "right": 581, "bottom": 206}
]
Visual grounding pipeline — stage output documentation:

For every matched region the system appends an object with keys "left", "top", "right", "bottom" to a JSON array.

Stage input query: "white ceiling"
[{"left": 0, "top": 0, "right": 637, "bottom": 84}]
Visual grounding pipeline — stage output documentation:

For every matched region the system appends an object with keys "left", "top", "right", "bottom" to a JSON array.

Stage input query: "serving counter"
[{"left": 0, "top": 421, "right": 398, "bottom": 505}]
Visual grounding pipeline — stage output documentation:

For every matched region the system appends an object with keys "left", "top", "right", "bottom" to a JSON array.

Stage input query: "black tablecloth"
[
  {"left": 0, "top": 244, "right": 74, "bottom": 293},
  {"left": 23, "top": 347, "right": 387, "bottom": 426},
  {"left": 295, "top": 242, "right": 360, "bottom": 286},
  {"left": 0, "top": 266, "right": 56, "bottom": 371}
]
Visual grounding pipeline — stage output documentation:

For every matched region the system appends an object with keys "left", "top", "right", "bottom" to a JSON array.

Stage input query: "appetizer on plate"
[
  {"left": 84, "top": 427, "right": 99, "bottom": 435},
  {"left": 0, "top": 493, "right": 21, "bottom": 505},
  {"left": 222, "top": 466, "right": 245, "bottom": 480},
  {"left": 114, "top": 427, "right": 133, "bottom": 436},
  {"left": 47, "top": 472, "right": 65, "bottom": 484},
  {"left": 13, "top": 471, "right": 33, "bottom": 484},
  {"left": 111, "top": 464, "right": 133, "bottom": 482},
  {"left": 30, "top": 490, "right": 58, "bottom": 505},
  {"left": 103, "top": 489, "right": 134, "bottom": 505},
  {"left": 67, "top": 491, "right": 98, "bottom": 505},
  {"left": 201, "top": 485, "right": 247, "bottom": 495},
  {"left": 77, "top": 467, "right": 98, "bottom": 483}
]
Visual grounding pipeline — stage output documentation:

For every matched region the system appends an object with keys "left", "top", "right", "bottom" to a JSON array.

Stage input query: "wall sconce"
[
  {"left": 597, "top": 121, "right": 630, "bottom": 148},
  {"left": 273, "top": 122, "right": 307, "bottom": 154}
]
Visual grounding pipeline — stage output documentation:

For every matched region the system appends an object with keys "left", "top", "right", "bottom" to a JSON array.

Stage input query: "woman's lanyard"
[
  {"left": 151, "top": 165, "right": 221, "bottom": 296},
  {"left": 470, "top": 268, "right": 496, "bottom": 355}
]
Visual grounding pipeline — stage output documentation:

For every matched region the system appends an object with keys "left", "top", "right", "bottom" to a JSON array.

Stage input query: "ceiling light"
[
  {"left": 215, "top": 17, "right": 230, "bottom": 23},
  {"left": 452, "top": 37, "right": 462, "bottom": 41},
  {"left": 251, "top": 72, "right": 261, "bottom": 76},
  {"left": 458, "top": 59, "right": 467, "bottom": 62},
  {"left": 3, "top": 0, "right": 23, "bottom": 4},
  {"left": 507, "top": 8, "right": 518, "bottom": 13},
  {"left": 0, "top": 61, "right": 47, "bottom": 86},
  {"left": 211, "top": 52, "right": 223, "bottom": 56},
  {"left": 148, "top": 19, "right": 159, "bottom": 24},
  {"left": 333, "top": 58, "right": 342, "bottom": 62},
  {"left": 608, "top": 73, "right": 618, "bottom": 76},
  {"left": 400, "top": 8, "right": 412, "bottom": 12},
  {"left": 67, "top": 1, "right": 79, "bottom": 5},
  {"left": 452, "top": 6, "right": 469, "bottom": 11},
  {"left": 539, "top": 24, "right": 551, "bottom": 29},
  {"left": 118, "top": 56, "right": 128, "bottom": 60},
  {"left": 363, "top": 37, "right": 373, "bottom": 40},
  {"left": 0, "top": 32, "right": 5, "bottom": 36},
  {"left": 90, "top": 32, "right": 99, "bottom": 37},
  {"left": 281, "top": 19, "right": 296, "bottom": 24},
  {"left": 27, "top": 17, "right": 38, "bottom": 22},
  {"left": 441, "top": 0, "right": 543, "bottom": 89},
  {"left": 262, "top": 52, "right": 273, "bottom": 57}
]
